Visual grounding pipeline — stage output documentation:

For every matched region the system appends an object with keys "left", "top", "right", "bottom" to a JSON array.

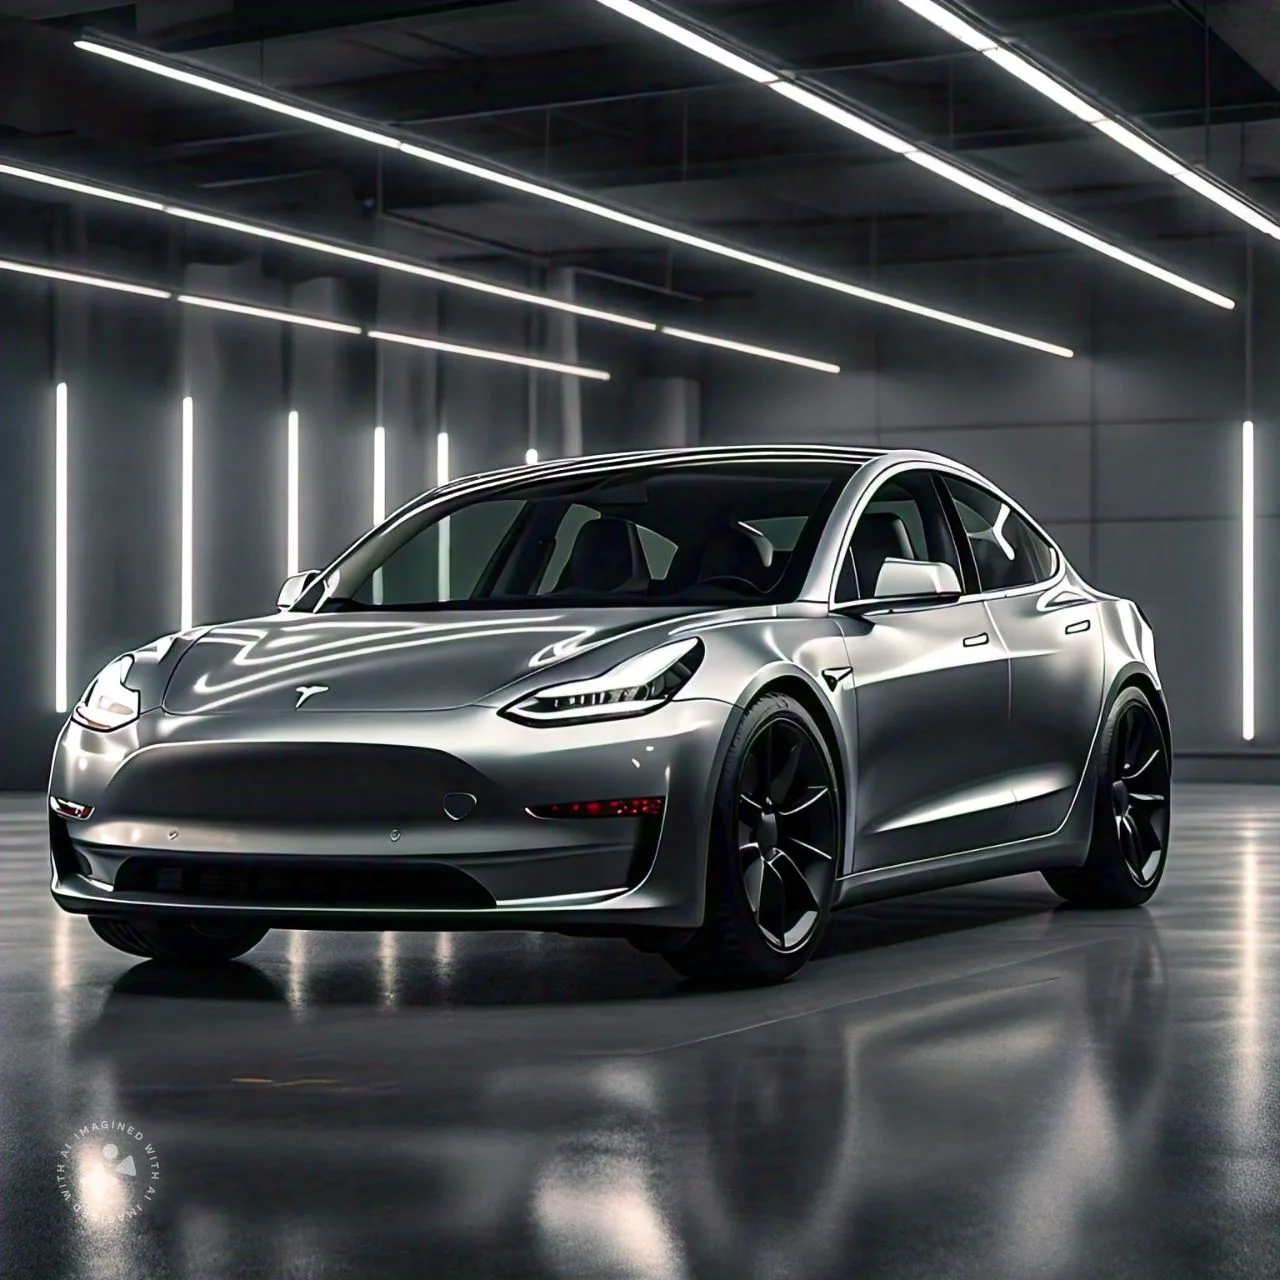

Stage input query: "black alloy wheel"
[
  {"left": 737, "top": 718, "right": 840, "bottom": 952},
  {"left": 663, "top": 693, "right": 842, "bottom": 984},
  {"left": 89, "top": 916, "right": 270, "bottom": 963},
  {"left": 1109, "top": 699, "right": 1171, "bottom": 888},
  {"left": 1044, "top": 686, "right": 1171, "bottom": 908}
]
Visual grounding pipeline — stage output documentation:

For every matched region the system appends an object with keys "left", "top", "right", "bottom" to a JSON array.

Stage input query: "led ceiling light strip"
[
  {"left": 0, "top": 162, "right": 164, "bottom": 210},
  {"left": 165, "top": 206, "right": 658, "bottom": 332},
  {"left": 369, "top": 329, "right": 612, "bottom": 379},
  {"left": 591, "top": 0, "right": 1234, "bottom": 310},
  {"left": 0, "top": 161, "right": 843, "bottom": 370},
  {"left": 178, "top": 293, "right": 362, "bottom": 333},
  {"left": 0, "top": 252, "right": 614, "bottom": 378},
  {"left": 907, "top": 153, "right": 1233, "bottom": 305},
  {"left": 74, "top": 36, "right": 1072, "bottom": 356},
  {"left": 890, "top": 0, "right": 1280, "bottom": 243},
  {"left": 0, "top": 256, "right": 171, "bottom": 298},
  {"left": 660, "top": 325, "right": 841, "bottom": 372}
]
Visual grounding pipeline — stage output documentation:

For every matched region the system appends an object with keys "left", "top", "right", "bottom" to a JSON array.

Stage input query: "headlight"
[
  {"left": 502, "top": 638, "right": 702, "bottom": 725},
  {"left": 72, "top": 656, "right": 141, "bottom": 732}
]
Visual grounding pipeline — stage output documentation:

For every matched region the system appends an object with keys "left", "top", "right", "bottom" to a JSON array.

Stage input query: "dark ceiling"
[{"left": 1, "top": 0, "right": 1280, "bottom": 315}]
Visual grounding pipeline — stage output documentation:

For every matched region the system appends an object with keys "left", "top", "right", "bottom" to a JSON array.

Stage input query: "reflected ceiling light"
[
  {"left": 0, "top": 162, "right": 164, "bottom": 210},
  {"left": 178, "top": 293, "right": 362, "bottom": 333},
  {"left": 660, "top": 325, "right": 842, "bottom": 371},
  {"left": 369, "top": 329, "right": 613, "bottom": 379},
  {"left": 0, "top": 256, "right": 171, "bottom": 299},
  {"left": 74, "top": 35, "right": 1073, "bottom": 356},
  {"left": 592, "top": 0, "right": 1234, "bottom": 310},
  {"left": 525, "top": 448, "right": 539, "bottom": 465},
  {"left": 890, "top": 0, "right": 1280, "bottom": 242}
]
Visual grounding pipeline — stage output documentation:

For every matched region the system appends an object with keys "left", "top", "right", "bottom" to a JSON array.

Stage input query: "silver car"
[{"left": 49, "top": 445, "right": 1172, "bottom": 984}]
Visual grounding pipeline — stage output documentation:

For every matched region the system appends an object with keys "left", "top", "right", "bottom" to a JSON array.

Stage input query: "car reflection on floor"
[{"left": 50, "top": 908, "right": 1169, "bottom": 1280}]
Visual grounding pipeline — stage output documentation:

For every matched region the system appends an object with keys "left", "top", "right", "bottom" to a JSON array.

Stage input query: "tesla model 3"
[{"left": 48, "top": 446, "right": 1171, "bottom": 983}]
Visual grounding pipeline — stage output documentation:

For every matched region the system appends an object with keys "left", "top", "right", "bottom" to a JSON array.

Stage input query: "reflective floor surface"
[{"left": 2, "top": 785, "right": 1278, "bottom": 1280}]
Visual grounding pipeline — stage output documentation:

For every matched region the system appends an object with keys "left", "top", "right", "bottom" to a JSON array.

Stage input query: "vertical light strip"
[
  {"left": 181, "top": 396, "right": 195, "bottom": 631},
  {"left": 373, "top": 426, "right": 386, "bottom": 525},
  {"left": 437, "top": 432, "right": 451, "bottom": 601},
  {"left": 1243, "top": 420, "right": 1256, "bottom": 742},
  {"left": 286, "top": 410, "right": 300, "bottom": 577},
  {"left": 372, "top": 426, "right": 386, "bottom": 606},
  {"left": 54, "top": 382, "right": 69, "bottom": 713}
]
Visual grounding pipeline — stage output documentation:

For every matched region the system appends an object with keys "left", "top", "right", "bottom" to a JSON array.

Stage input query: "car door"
[
  {"left": 832, "top": 470, "right": 1015, "bottom": 870},
  {"left": 939, "top": 475, "right": 1105, "bottom": 843}
]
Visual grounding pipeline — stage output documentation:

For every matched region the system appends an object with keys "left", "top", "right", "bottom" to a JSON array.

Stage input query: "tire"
[
  {"left": 1043, "top": 685, "right": 1171, "bottom": 908},
  {"left": 664, "top": 693, "right": 842, "bottom": 985},
  {"left": 88, "top": 915, "right": 269, "bottom": 963}
]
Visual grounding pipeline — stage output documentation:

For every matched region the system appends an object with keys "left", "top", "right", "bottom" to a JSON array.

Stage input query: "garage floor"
[{"left": 2, "top": 785, "right": 1277, "bottom": 1280}]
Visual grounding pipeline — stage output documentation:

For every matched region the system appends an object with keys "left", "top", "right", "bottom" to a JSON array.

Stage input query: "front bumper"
[{"left": 48, "top": 699, "right": 735, "bottom": 931}]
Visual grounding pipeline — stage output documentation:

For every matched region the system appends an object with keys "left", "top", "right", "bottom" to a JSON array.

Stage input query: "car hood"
[{"left": 160, "top": 607, "right": 717, "bottom": 715}]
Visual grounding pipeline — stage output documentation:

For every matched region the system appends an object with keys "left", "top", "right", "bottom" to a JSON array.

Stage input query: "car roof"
[{"left": 433, "top": 443, "right": 974, "bottom": 500}]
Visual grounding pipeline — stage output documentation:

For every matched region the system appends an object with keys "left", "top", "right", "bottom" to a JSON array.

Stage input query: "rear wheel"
[
  {"left": 663, "top": 693, "right": 841, "bottom": 985},
  {"left": 88, "top": 916, "right": 269, "bottom": 963},
  {"left": 1043, "top": 686, "right": 1171, "bottom": 908}
]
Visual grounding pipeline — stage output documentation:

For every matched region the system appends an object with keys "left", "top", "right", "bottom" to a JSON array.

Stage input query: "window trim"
[{"left": 826, "top": 462, "right": 1065, "bottom": 610}]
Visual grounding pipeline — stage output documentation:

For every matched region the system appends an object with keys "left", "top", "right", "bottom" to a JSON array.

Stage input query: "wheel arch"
[
  {"left": 1112, "top": 665, "right": 1172, "bottom": 758},
  {"left": 733, "top": 672, "right": 852, "bottom": 860}
]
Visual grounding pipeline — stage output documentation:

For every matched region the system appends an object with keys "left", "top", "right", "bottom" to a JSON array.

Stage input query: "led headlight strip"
[
  {"left": 0, "top": 159, "right": 841, "bottom": 373},
  {"left": 73, "top": 35, "right": 1072, "bottom": 356},
  {"left": 890, "top": 0, "right": 1280, "bottom": 244},
  {"left": 503, "top": 638, "right": 703, "bottom": 724},
  {"left": 591, "top": 0, "right": 1234, "bottom": 311}
]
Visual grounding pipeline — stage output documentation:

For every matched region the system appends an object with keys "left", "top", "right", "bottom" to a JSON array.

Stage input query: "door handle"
[
  {"left": 1065, "top": 620, "right": 1092, "bottom": 635},
  {"left": 963, "top": 633, "right": 990, "bottom": 648}
]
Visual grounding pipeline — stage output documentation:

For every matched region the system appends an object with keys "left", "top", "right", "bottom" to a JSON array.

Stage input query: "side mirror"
[
  {"left": 874, "top": 558, "right": 961, "bottom": 599},
  {"left": 837, "top": 559, "right": 962, "bottom": 618},
  {"left": 277, "top": 570, "right": 319, "bottom": 611}
]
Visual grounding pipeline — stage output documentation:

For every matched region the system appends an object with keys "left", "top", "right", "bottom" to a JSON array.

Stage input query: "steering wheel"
[{"left": 699, "top": 575, "right": 767, "bottom": 594}]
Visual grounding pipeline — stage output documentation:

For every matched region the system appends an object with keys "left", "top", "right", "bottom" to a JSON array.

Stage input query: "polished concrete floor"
[{"left": 2, "top": 786, "right": 1278, "bottom": 1280}]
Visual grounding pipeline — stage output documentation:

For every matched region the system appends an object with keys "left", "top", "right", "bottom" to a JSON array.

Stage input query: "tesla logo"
[{"left": 294, "top": 685, "right": 329, "bottom": 709}]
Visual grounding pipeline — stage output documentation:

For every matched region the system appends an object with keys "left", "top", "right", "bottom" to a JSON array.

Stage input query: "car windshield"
[{"left": 310, "top": 461, "right": 856, "bottom": 610}]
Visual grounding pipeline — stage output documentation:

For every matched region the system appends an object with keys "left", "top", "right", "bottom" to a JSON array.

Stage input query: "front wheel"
[
  {"left": 88, "top": 916, "right": 270, "bottom": 963},
  {"left": 663, "top": 693, "right": 842, "bottom": 985},
  {"left": 1043, "top": 686, "right": 1171, "bottom": 908}
]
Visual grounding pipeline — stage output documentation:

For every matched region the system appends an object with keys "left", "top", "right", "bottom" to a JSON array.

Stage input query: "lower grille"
[
  {"left": 113, "top": 856, "right": 496, "bottom": 910},
  {"left": 104, "top": 743, "right": 493, "bottom": 825}
]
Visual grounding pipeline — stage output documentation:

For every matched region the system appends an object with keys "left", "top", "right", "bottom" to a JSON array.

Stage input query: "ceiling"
[{"left": 1, "top": 0, "right": 1279, "bottom": 317}]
